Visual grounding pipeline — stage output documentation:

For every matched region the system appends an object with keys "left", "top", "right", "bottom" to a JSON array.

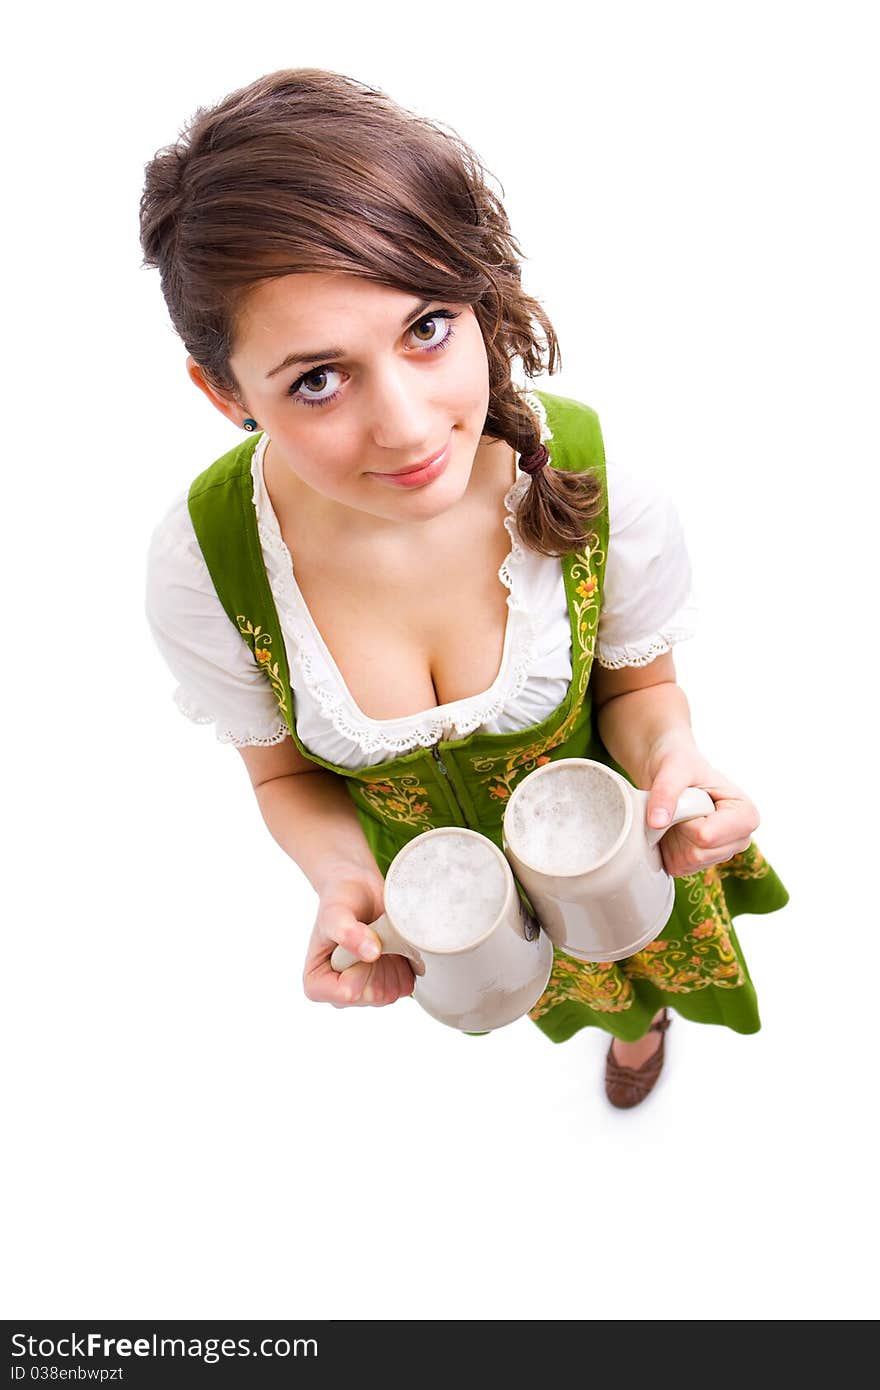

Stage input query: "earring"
[{"left": 242, "top": 417, "right": 258, "bottom": 432}]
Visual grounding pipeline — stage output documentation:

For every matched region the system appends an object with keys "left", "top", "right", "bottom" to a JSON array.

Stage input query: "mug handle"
[
  {"left": 329, "top": 912, "right": 426, "bottom": 976},
  {"left": 642, "top": 786, "right": 716, "bottom": 849}
]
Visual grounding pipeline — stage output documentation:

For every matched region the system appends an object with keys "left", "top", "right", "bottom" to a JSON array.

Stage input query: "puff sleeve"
[
  {"left": 144, "top": 491, "right": 289, "bottom": 746},
  {"left": 595, "top": 461, "right": 700, "bottom": 669}
]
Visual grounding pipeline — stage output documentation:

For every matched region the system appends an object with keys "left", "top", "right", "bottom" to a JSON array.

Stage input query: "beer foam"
[
  {"left": 386, "top": 833, "right": 508, "bottom": 951},
  {"left": 507, "top": 765, "right": 625, "bottom": 875}
]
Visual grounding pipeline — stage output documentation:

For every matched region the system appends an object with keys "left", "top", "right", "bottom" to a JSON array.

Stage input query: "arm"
[
  {"left": 146, "top": 512, "right": 408, "bottom": 1004},
  {"left": 237, "top": 737, "right": 383, "bottom": 899},
  {"left": 591, "top": 650, "right": 694, "bottom": 788},
  {"left": 237, "top": 738, "right": 415, "bottom": 1007},
  {"left": 591, "top": 651, "right": 758, "bottom": 875}
]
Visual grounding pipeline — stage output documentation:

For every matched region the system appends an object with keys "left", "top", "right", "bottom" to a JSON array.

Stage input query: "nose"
[{"left": 367, "top": 362, "right": 438, "bottom": 455}]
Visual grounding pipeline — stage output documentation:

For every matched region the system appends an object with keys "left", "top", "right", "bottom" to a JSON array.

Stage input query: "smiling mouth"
[{"left": 378, "top": 440, "right": 450, "bottom": 476}]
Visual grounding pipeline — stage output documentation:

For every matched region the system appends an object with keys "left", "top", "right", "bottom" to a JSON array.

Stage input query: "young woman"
[{"left": 142, "top": 68, "right": 789, "bottom": 1108}]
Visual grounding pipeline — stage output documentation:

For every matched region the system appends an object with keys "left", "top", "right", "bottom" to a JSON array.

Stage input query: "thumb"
[{"left": 647, "top": 773, "right": 682, "bottom": 829}]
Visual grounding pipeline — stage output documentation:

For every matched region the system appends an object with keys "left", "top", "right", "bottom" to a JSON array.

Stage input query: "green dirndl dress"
[{"left": 186, "top": 389, "right": 790, "bottom": 1044}]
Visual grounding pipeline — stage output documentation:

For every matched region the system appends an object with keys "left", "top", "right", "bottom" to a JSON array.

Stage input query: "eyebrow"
[{"left": 264, "top": 297, "right": 436, "bottom": 379}]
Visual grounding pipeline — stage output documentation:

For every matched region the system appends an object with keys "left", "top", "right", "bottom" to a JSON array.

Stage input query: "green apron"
[{"left": 187, "top": 390, "right": 790, "bottom": 1043}]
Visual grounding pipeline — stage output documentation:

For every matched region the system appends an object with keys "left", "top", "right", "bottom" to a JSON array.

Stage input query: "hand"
[
  {"left": 303, "top": 868, "right": 417, "bottom": 1008},
  {"left": 643, "top": 737, "right": 760, "bottom": 878}
]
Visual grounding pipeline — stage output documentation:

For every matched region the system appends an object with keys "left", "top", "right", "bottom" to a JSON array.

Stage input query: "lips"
[{"left": 383, "top": 442, "right": 449, "bottom": 476}]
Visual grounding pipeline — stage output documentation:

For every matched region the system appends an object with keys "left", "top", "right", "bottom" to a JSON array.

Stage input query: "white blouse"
[{"left": 145, "top": 397, "right": 699, "bottom": 771}]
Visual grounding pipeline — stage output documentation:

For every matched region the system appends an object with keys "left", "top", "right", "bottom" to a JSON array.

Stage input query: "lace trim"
[
  {"left": 172, "top": 687, "right": 289, "bottom": 747},
  {"left": 595, "top": 624, "right": 697, "bottom": 670},
  {"left": 215, "top": 726, "right": 289, "bottom": 748},
  {"left": 251, "top": 393, "right": 551, "bottom": 757}
]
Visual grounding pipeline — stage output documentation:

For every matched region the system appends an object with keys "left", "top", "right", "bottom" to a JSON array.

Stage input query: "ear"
[{"left": 186, "top": 355, "right": 248, "bottom": 430}]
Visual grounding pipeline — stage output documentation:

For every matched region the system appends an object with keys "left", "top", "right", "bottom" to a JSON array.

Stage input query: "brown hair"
[{"left": 139, "top": 68, "right": 602, "bottom": 557}]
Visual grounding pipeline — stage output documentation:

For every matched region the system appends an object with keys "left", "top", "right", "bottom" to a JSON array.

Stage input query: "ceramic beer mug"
[
  {"left": 502, "top": 757, "right": 716, "bottom": 962},
  {"left": 329, "top": 826, "right": 554, "bottom": 1032}
]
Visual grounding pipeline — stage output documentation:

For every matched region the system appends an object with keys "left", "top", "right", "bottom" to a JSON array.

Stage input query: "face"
[{"left": 189, "top": 272, "right": 494, "bottom": 527}]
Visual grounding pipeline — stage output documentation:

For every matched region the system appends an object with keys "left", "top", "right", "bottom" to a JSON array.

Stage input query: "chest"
[{"left": 280, "top": 506, "right": 516, "bottom": 720}]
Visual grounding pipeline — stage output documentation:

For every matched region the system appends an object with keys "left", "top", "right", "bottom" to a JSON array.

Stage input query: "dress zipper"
[{"left": 430, "top": 742, "right": 470, "bottom": 827}]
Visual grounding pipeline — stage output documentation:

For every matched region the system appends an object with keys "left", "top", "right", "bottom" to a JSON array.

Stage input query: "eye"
[
  {"left": 287, "top": 310, "right": 460, "bottom": 408},
  {"left": 288, "top": 365, "right": 343, "bottom": 408},
  {"left": 410, "top": 312, "right": 457, "bottom": 350}
]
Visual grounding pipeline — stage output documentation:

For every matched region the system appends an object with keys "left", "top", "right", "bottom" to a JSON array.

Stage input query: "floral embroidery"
[
  {"left": 237, "top": 615, "right": 290, "bottom": 722},
  {"left": 528, "top": 951, "right": 635, "bottom": 1020},
  {"left": 623, "top": 927, "right": 744, "bottom": 991},
  {"left": 569, "top": 541, "right": 604, "bottom": 699},
  {"left": 624, "top": 864, "right": 745, "bottom": 990},
  {"left": 527, "top": 854, "right": 750, "bottom": 1023},
  {"left": 576, "top": 576, "right": 597, "bottom": 601},
  {"left": 487, "top": 755, "right": 551, "bottom": 802},
  {"left": 355, "top": 775, "right": 436, "bottom": 829},
  {"left": 471, "top": 699, "right": 585, "bottom": 802},
  {"left": 717, "top": 841, "right": 771, "bottom": 882}
]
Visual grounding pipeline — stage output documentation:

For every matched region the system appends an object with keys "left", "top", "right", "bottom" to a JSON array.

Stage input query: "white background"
[{"left": 3, "top": 0, "right": 877, "bottom": 1322}]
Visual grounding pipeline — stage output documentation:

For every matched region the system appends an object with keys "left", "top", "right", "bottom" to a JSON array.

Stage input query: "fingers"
[
  {"left": 332, "top": 960, "right": 377, "bottom": 1008},
  {"left": 359, "top": 956, "right": 417, "bottom": 1007},
  {"left": 652, "top": 778, "right": 758, "bottom": 876},
  {"left": 304, "top": 896, "right": 415, "bottom": 1007},
  {"left": 304, "top": 900, "right": 378, "bottom": 1006},
  {"left": 392, "top": 952, "right": 417, "bottom": 998},
  {"left": 649, "top": 779, "right": 759, "bottom": 847},
  {"left": 680, "top": 796, "right": 759, "bottom": 850},
  {"left": 646, "top": 751, "right": 759, "bottom": 841},
  {"left": 320, "top": 900, "right": 382, "bottom": 964},
  {"left": 305, "top": 951, "right": 377, "bottom": 1007},
  {"left": 661, "top": 831, "right": 754, "bottom": 877},
  {"left": 303, "top": 873, "right": 416, "bottom": 1009},
  {"left": 326, "top": 956, "right": 416, "bottom": 1009}
]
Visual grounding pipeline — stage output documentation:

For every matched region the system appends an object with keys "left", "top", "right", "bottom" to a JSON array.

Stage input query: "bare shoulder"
[{"left": 236, "top": 736, "right": 321, "bottom": 788}]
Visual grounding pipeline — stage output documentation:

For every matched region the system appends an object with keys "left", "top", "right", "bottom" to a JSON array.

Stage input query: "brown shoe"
[{"left": 604, "top": 1009, "right": 672, "bottom": 1109}]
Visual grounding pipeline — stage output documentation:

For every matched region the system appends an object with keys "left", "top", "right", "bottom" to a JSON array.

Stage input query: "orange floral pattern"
[
  {"left": 236, "top": 615, "right": 290, "bottom": 723},
  {"left": 527, "top": 844, "right": 774, "bottom": 1022},
  {"left": 528, "top": 952, "right": 635, "bottom": 1019},
  {"left": 716, "top": 841, "right": 771, "bottom": 882},
  {"left": 471, "top": 705, "right": 583, "bottom": 803},
  {"left": 355, "top": 775, "right": 435, "bottom": 829},
  {"left": 569, "top": 544, "right": 604, "bottom": 700}
]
